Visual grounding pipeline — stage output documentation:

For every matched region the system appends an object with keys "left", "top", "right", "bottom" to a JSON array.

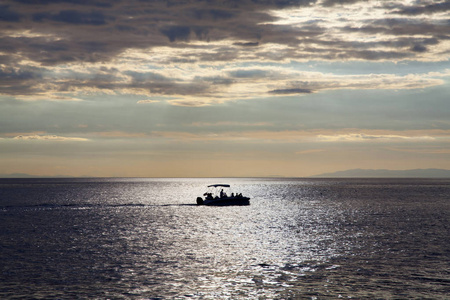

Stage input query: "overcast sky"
[{"left": 1, "top": 0, "right": 449, "bottom": 177}]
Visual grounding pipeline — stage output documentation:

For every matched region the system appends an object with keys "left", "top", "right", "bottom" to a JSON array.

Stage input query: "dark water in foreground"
[{"left": 0, "top": 178, "right": 449, "bottom": 299}]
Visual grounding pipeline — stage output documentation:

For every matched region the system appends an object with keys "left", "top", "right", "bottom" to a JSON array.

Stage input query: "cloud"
[
  {"left": 33, "top": 10, "right": 110, "bottom": 25},
  {"left": 0, "top": 0, "right": 449, "bottom": 105},
  {"left": 0, "top": 4, "right": 21, "bottom": 22},
  {"left": 13, "top": 135, "right": 89, "bottom": 141},
  {"left": 233, "top": 42, "right": 259, "bottom": 47},
  {"left": 14, "top": 0, "right": 113, "bottom": 7},
  {"left": 1, "top": 0, "right": 314, "bottom": 66},
  {"left": 147, "top": 130, "right": 445, "bottom": 144},
  {"left": 137, "top": 100, "right": 160, "bottom": 104},
  {"left": 1, "top": 60, "right": 445, "bottom": 106},
  {"left": 1, "top": 54, "right": 446, "bottom": 106},
  {"left": 160, "top": 25, "right": 191, "bottom": 42},
  {"left": 390, "top": 1, "right": 450, "bottom": 16},
  {"left": 321, "top": 0, "right": 362, "bottom": 7},
  {"left": 2, "top": 0, "right": 448, "bottom": 65},
  {"left": 317, "top": 133, "right": 436, "bottom": 142},
  {"left": 166, "top": 99, "right": 215, "bottom": 107},
  {"left": 269, "top": 88, "right": 313, "bottom": 94},
  {"left": 0, "top": 65, "right": 44, "bottom": 96},
  {"left": 345, "top": 18, "right": 450, "bottom": 37},
  {"left": 15, "top": 95, "right": 84, "bottom": 102}
]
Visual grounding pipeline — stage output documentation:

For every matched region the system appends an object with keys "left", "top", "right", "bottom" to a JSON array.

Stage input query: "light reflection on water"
[{"left": 0, "top": 178, "right": 449, "bottom": 298}]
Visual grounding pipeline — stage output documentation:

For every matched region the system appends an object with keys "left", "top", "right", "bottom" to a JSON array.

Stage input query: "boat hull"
[{"left": 198, "top": 196, "right": 250, "bottom": 206}]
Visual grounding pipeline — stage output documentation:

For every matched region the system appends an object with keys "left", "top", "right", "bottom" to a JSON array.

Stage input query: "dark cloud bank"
[{"left": 0, "top": 0, "right": 449, "bottom": 99}]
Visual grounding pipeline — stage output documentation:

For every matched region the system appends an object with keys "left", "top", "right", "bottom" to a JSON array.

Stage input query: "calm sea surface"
[{"left": 0, "top": 178, "right": 449, "bottom": 299}]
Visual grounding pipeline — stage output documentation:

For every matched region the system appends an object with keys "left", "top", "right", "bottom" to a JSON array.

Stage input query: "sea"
[{"left": 0, "top": 177, "right": 449, "bottom": 299}]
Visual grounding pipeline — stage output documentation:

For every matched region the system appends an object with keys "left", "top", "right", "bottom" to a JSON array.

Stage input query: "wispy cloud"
[
  {"left": 142, "top": 130, "right": 439, "bottom": 143},
  {"left": 137, "top": 100, "right": 160, "bottom": 104},
  {"left": 13, "top": 135, "right": 89, "bottom": 142},
  {"left": 317, "top": 133, "right": 436, "bottom": 142}
]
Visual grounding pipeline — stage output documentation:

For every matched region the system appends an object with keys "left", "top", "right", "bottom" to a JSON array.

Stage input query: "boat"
[{"left": 196, "top": 184, "right": 250, "bottom": 206}]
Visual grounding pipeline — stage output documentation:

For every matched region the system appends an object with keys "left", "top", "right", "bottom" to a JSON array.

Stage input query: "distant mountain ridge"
[{"left": 313, "top": 168, "right": 450, "bottom": 178}]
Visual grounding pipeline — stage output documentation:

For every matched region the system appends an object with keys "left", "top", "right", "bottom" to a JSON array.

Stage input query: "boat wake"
[{"left": 1, "top": 202, "right": 198, "bottom": 211}]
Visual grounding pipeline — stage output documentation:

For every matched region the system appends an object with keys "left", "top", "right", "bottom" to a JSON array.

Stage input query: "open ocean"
[{"left": 0, "top": 178, "right": 449, "bottom": 299}]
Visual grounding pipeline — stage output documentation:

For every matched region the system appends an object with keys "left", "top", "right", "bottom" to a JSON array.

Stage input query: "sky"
[{"left": 0, "top": 0, "right": 449, "bottom": 177}]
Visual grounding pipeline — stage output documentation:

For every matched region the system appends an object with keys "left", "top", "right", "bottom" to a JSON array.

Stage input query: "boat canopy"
[{"left": 208, "top": 184, "right": 230, "bottom": 188}]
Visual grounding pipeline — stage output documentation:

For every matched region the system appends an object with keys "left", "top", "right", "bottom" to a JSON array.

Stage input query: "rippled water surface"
[{"left": 1, "top": 178, "right": 449, "bottom": 299}]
